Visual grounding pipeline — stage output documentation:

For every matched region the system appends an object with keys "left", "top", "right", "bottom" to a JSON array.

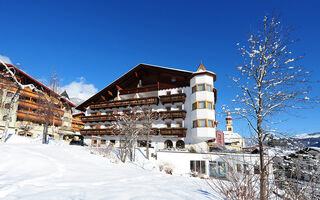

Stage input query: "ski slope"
[{"left": 0, "top": 136, "right": 220, "bottom": 200}]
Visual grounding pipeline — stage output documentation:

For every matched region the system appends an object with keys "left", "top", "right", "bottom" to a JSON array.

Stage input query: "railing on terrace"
[
  {"left": 16, "top": 110, "right": 62, "bottom": 126},
  {"left": 80, "top": 128, "right": 187, "bottom": 137},
  {"left": 81, "top": 115, "right": 116, "bottom": 122},
  {"left": 159, "top": 93, "right": 186, "bottom": 104},
  {"left": 18, "top": 100, "right": 64, "bottom": 116},
  {"left": 90, "top": 96, "right": 158, "bottom": 109},
  {"left": 160, "top": 110, "right": 187, "bottom": 119}
]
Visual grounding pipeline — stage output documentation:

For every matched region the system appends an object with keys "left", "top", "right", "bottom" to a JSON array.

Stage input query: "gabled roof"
[
  {"left": 0, "top": 63, "right": 76, "bottom": 107},
  {"left": 76, "top": 63, "right": 194, "bottom": 111}
]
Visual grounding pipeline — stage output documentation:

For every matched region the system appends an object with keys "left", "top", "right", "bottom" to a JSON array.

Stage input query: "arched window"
[
  {"left": 176, "top": 140, "right": 185, "bottom": 149},
  {"left": 164, "top": 140, "right": 173, "bottom": 149}
]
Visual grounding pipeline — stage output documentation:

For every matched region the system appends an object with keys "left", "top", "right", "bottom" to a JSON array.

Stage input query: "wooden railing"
[
  {"left": 18, "top": 100, "right": 64, "bottom": 116},
  {"left": 159, "top": 128, "right": 187, "bottom": 137},
  {"left": 119, "top": 84, "right": 159, "bottom": 95},
  {"left": 80, "top": 128, "right": 114, "bottom": 135},
  {"left": 81, "top": 115, "right": 116, "bottom": 122},
  {"left": 16, "top": 110, "right": 62, "bottom": 126},
  {"left": 160, "top": 110, "right": 187, "bottom": 119},
  {"left": 90, "top": 97, "right": 158, "bottom": 109},
  {"left": 80, "top": 128, "right": 187, "bottom": 137},
  {"left": 159, "top": 93, "right": 186, "bottom": 104}
]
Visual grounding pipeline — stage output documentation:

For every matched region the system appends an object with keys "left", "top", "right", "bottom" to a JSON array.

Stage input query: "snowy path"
[{"left": 0, "top": 139, "right": 220, "bottom": 200}]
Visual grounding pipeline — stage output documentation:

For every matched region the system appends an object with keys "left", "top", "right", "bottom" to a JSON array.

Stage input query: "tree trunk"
[
  {"left": 0, "top": 88, "right": 21, "bottom": 143},
  {"left": 258, "top": 133, "right": 266, "bottom": 200},
  {"left": 146, "top": 132, "right": 150, "bottom": 160},
  {"left": 42, "top": 122, "right": 49, "bottom": 144}
]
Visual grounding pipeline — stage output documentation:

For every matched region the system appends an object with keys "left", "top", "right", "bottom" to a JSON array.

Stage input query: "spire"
[
  {"left": 197, "top": 61, "right": 207, "bottom": 72},
  {"left": 60, "top": 90, "right": 70, "bottom": 99}
]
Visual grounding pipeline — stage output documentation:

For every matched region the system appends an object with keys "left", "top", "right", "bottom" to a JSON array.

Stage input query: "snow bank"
[{"left": 0, "top": 136, "right": 221, "bottom": 200}]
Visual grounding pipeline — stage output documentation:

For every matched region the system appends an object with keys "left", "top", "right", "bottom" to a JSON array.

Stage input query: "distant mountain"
[
  {"left": 244, "top": 132, "right": 320, "bottom": 149},
  {"left": 292, "top": 132, "right": 320, "bottom": 148},
  {"left": 70, "top": 97, "right": 85, "bottom": 107}
]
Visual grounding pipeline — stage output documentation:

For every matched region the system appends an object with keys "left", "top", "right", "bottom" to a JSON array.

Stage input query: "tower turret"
[{"left": 189, "top": 62, "right": 217, "bottom": 143}]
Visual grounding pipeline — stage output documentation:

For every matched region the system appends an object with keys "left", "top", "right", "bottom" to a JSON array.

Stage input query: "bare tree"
[
  {"left": 0, "top": 60, "right": 41, "bottom": 143},
  {"left": 231, "top": 13, "right": 318, "bottom": 200},
  {"left": 112, "top": 107, "right": 141, "bottom": 163},
  {"left": 140, "top": 105, "right": 159, "bottom": 160}
]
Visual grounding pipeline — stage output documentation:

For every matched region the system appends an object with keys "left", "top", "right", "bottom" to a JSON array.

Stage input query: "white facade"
[
  {"left": 157, "top": 151, "right": 262, "bottom": 178},
  {"left": 81, "top": 64, "right": 217, "bottom": 153}
]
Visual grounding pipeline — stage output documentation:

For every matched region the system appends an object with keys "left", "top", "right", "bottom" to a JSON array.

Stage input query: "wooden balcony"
[
  {"left": 160, "top": 110, "right": 187, "bottom": 119},
  {"left": 81, "top": 115, "right": 116, "bottom": 122},
  {"left": 119, "top": 83, "right": 176, "bottom": 95},
  {"left": 159, "top": 93, "right": 186, "bottom": 104},
  {"left": 159, "top": 128, "right": 187, "bottom": 137},
  {"left": 90, "top": 97, "right": 158, "bottom": 110},
  {"left": 16, "top": 110, "right": 62, "bottom": 126},
  {"left": 80, "top": 127, "right": 186, "bottom": 138},
  {"left": 80, "top": 128, "right": 114, "bottom": 135},
  {"left": 18, "top": 100, "right": 64, "bottom": 116},
  {"left": 119, "top": 84, "right": 159, "bottom": 95}
]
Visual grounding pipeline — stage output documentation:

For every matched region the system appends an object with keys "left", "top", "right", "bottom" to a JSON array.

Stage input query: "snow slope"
[{"left": 0, "top": 136, "right": 220, "bottom": 200}]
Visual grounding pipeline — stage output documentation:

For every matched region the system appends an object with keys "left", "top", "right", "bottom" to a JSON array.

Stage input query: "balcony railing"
[
  {"left": 16, "top": 110, "right": 62, "bottom": 126},
  {"left": 81, "top": 115, "right": 116, "bottom": 122},
  {"left": 159, "top": 128, "right": 187, "bottom": 137},
  {"left": 80, "top": 128, "right": 187, "bottom": 137},
  {"left": 90, "top": 97, "right": 158, "bottom": 110},
  {"left": 18, "top": 100, "right": 64, "bottom": 116},
  {"left": 159, "top": 93, "right": 186, "bottom": 104},
  {"left": 160, "top": 110, "right": 187, "bottom": 119},
  {"left": 80, "top": 128, "right": 114, "bottom": 135}
]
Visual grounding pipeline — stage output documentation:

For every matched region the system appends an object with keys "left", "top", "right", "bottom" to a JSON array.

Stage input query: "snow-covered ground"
[{"left": 0, "top": 136, "right": 221, "bottom": 200}]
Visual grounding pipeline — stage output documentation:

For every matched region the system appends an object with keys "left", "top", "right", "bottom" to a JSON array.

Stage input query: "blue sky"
[{"left": 0, "top": 0, "right": 319, "bottom": 137}]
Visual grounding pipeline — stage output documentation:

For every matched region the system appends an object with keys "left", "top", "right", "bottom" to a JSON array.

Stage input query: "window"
[
  {"left": 3, "top": 115, "right": 9, "bottom": 121},
  {"left": 192, "top": 103, "right": 197, "bottom": 110},
  {"left": 228, "top": 128, "right": 232, "bottom": 131},
  {"left": 193, "top": 119, "right": 215, "bottom": 128},
  {"left": 137, "top": 140, "right": 147, "bottom": 147},
  {"left": 209, "top": 161, "right": 226, "bottom": 178},
  {"left": 206, "top": 84, "right": 212, "bottom": 92},
  {"left": 254, "top": 165, "right": 260, "bottom": 174},
  {"left": 198, "top": 84, "right": 205, "bottom": 91},
  {"left": 166, "top": 91, "right": 171, "bottom": 95},
  {"left": 177, "top": 121, "right": 183, "bottom": 128},
  {"left": 6, "top": 92, "right": 13, "bottom": 97},
  {"left": 207, "top": 120, "right": 214, "bottom": 127},
  {"left": 193, "top": 121, "right": 197, "bottom": 128},
  {"left": 176, "top": 140, "right": 185, "bottom": 149},
  {"left": 166, "top": 122, "right": 171, "bottom": 128},
  {"left": 192, "top": 84, "right": 213, "bottom": 93},
  {"left": 192, "top": 86, "right": 197, "bottom": 93},
  {"left": 198, "top": 101, "right": 205, "bottom": 109},
  {"left": 109, "top": 140, "right": 115, "bottom": 146},
  {"left": 207, "top": 102, "right": 213, "bottom": 109},
  {"left": 101, "top": 139, "right": 106, "bottom": 145},
  {"left": 166, "top": 106, "right": 171, "bottom": 111},
  {"left": 198, "top": 119, "right": 206, "bottom": 127},
  {"left": 164, "top": 140, "right": 173, "bottom": 149},
  {"left": 4, "top": 103, "right": 10, "bottom": 109},
  {"left": 177, "top": 105, "right": 182, "bottom": 110},
  {"left": 192, "top": 101, "right": 214, "bottom": 110},
  {"left": 190, "top": 160, "right": 206, "bottom": 175},
  {"left": 177, "top": 90, "right": 183, "bottom": 94},
  {"left": 236, "top": 164, "right": 242, "bottom": 172}
]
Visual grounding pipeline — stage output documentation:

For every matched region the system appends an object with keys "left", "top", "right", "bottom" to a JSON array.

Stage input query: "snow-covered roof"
[{"left": 223, "top": 131, "right": 243, "bottom": 139}]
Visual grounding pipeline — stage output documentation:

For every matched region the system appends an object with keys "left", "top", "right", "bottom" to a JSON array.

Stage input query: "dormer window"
[
  {"left": 166, "top": 106, "right": 171, "bottom": 111},
  {"left": 166, "top": 91, "right": 171, "bottom": 95}
]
